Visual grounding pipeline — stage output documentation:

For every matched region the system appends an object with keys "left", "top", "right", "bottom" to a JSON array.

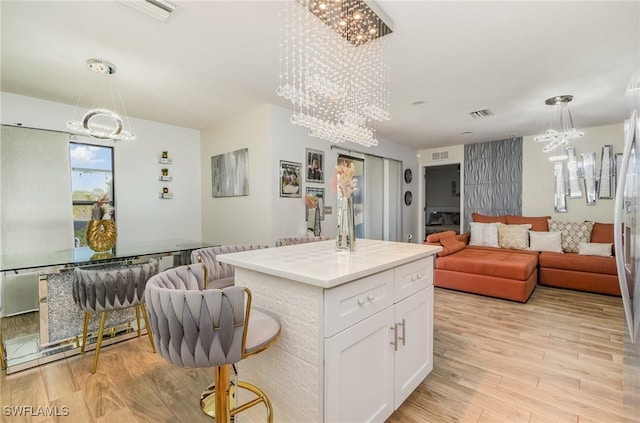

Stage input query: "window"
[{"left": 70, "top": 143, "right": 114, "bottom": 247}]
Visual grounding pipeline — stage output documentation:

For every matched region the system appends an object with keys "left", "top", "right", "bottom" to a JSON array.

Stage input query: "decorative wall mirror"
[
  {"left": 566, "top": 146, "right": 583, "bottom": 198},
  {"left": 553, "top": 161, "right": 568, "bottom": 212},
  {"left": 598, "top": 144, "right": 614, "bottom": 199},
  {"left": 582, "top": 152, "right": 597, "bottom": 205}
]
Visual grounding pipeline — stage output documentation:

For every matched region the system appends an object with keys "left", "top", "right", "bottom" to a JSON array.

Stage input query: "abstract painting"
[{"left": 211, "top": 148, "right": 249, "bottom": 197}]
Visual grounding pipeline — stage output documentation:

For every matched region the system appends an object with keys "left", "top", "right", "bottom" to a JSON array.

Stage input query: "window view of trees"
[{"left": 70, "top": 143, "right": 114, "bottom": 247}]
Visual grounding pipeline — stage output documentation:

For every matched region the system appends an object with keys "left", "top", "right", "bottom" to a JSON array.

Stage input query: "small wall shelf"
[{"left": 158, "top": 151, "right": 173, "bottom": 198}]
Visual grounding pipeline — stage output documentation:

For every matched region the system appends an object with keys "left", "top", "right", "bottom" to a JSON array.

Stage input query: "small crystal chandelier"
[
  {"left": 277, "top": 0, "right": 392, "bottom": 147},
  {"left": 66, "top": 59, "right": 135, "bottom": 141},
  {"left": 534, "top": 95, "right": 583, "bottom": 155}
]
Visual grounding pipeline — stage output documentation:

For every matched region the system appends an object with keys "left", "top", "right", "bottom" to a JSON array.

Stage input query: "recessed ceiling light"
[{"left": 411, "top": 100, "right": 427, "bottom": 106}]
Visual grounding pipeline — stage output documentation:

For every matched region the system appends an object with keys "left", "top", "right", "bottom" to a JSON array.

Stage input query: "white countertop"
[{"left": 216, "top": 239, "right": 442, "bottom": 289}]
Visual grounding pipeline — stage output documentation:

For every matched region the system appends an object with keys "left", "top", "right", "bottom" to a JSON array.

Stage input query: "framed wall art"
[
  {"left": 279, "top": 160, "right": 302, "bottom": 197},
  {"left": 306, "top": 148, "right": 324, "bottom": 183},
  {"left": 211, "top": 148, "right": 248, "bottom": 197},
  {"left": 306, "top": 187, "right": 325, "bottom": 220}
]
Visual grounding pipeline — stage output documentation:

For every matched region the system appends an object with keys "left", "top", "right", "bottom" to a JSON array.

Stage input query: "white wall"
[
  {"left": 523, "top": 122, "right": 625, "bottom": 223},
  {"left": 269, "top": 104, "right": 421, "bottom": 244},
  {"left": 415, "top": 124, "right": 625, "bottom": 239},
  {"left": 0, "top": 92, "right": 202, "bottom": 246},
  {"left": 1, "top": 126, "right": 73, "bottom": 254},
  {"left": 200, "top": 105, "right": 272, "bottom": 245},
  {"left": 270, "top": 105, "right": 324, "bottom": 240}
]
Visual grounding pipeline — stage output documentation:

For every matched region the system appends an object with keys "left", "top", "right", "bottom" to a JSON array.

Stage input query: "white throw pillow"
[
  {"left": 529, "top": 231, "right": 563, "bottom": 253},
  {"left": 578, "top": 242, "right": 612, "bottom": 257},
  {"left": 496, "top": 223, "right": 531, "bottom": 250},
  {"left": 469, "top": 222, "right": 499, "bottom": 248}
]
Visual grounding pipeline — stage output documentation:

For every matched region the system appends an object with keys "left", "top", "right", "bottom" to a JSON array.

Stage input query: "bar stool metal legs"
[
  {"left": 199, "top": 364, "right": 274, "bottom": 423},
  {"left": 79, "top": 304, "right": 155, "bottom": 373},
  {"left": 0, "top": 327, "right": 6, "bottom": 371}
]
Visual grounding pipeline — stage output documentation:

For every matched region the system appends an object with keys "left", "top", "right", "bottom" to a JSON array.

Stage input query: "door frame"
[{"left": 419, "top": 160, "right": 464, "bottom": 242}]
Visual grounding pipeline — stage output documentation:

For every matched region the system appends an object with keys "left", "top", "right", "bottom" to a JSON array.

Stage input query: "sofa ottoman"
[{"left": 435, "top": 246, "right": 539, "bottom": 303}]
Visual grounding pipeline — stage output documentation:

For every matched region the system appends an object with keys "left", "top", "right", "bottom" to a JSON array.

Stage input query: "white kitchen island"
[{"left": 217, "top": 239, "right": 442, "bottom": 423}]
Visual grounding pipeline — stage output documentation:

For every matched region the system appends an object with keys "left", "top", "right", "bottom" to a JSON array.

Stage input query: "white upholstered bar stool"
[
  {"left": 72, "top": 259, "right": 159, "bottom": 373},
  {"left": 145, "top": 263, "right": 280, "bottom": 422}
]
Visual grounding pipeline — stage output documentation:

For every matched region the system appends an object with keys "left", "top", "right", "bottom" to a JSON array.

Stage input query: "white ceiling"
[{"left": 1, "top": 0, "right": 639, "bottom": 150}]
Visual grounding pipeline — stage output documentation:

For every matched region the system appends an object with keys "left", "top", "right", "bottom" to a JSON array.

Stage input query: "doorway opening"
[{"left": 424, "top": 163, "right": 461, "bottom": 239}]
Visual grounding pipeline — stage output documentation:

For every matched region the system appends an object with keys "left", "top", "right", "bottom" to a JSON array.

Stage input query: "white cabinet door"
[
  {"left": 393, "top": 286, "right": 433, "bottom": 408},
  {"left": 325, "top": 306, "right": 395, "bottom": 423}
]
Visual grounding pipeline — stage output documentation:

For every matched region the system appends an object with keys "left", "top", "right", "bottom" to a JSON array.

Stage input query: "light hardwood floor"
[{"left": 2, "top": 286, "right": 639, "bottom": 422}]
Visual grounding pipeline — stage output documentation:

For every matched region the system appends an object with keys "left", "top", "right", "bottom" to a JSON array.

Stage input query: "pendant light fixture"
[{"left": 66, "top": 59, "right": 136, "bottom": 141}]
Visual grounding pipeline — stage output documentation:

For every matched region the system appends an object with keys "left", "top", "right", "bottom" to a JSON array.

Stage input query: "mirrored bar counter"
[{"left": 0, "top": 239, "right": 213, "bottom": 373}]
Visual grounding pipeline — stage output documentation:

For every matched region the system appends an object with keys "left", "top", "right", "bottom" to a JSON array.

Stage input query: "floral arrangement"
[
  {"left": 91, "top": 195, "right": 114, "bottom": 220},
  {"left": 335, "top": 162, "right": 358, "bottom": 198},
  {"left": 305, "top": 194, "right": 319, "bottom": 209}
]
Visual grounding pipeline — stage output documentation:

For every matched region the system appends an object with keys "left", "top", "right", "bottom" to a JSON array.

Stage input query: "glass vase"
[
  {"left": 336, "top": 196, "right": 356, "bottom": 252},
  {"left": 313, "top": 207, "right": 321, "bottom": 236}
]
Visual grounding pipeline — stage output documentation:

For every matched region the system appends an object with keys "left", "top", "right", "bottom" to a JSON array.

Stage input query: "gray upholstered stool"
[
  {"left": 145, "top": 263, "right": 280, "bottom": 422},
  {"left": 190, "top": 244, "right": 269, "bottom": 289},
  {"left": 72, "top": 258, "right": 159, "bottom": 373},
  {"left": 275, "top": 235, "right": 330, "bottom": 246}
]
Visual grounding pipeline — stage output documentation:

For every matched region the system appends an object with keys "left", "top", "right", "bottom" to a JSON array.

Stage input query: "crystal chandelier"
[
  {"left": 277, "top": 0, "right": 392, "bottom": 147},
  {"left": 66, "top": 59, "right": 135, "bottom": 141},
  {"left": 534, "top": 95, "right": 583, "bottom": 155}
]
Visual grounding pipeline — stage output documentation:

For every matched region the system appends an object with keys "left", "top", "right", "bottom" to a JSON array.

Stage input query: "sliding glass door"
[{"left": 339, "top": 153, "right": 402, "bottom": 241}]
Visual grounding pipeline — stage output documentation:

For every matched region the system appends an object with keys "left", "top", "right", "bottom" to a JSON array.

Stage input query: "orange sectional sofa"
[
  {"left": 538, "top": 222, "right": 619, "bottom": 296},
  {"left": 426, "top": 215, "right": 620, "bottom": 302}
]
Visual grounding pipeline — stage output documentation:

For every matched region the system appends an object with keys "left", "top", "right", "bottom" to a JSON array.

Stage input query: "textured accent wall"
[{"left": 464, "top": 138, "right": 523, "bottom": 231}]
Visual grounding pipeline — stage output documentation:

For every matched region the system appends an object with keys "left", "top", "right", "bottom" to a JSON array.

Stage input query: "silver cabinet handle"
[
  {"left": 357, "top": 298, "right": 365, "bottom": 306},
  {"left": 397, "top": 318, "right": 406, "bottom": 346},
  {"left": 367, "top": 294, "right": 374, "bottom": 301},
  {"left": 390, "top": 323, "right": 398, "bottom": 351}
]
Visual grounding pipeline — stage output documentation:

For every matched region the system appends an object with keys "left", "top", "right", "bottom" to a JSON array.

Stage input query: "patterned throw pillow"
[
  {"left": 547, "top": 220, "right": 595, "bottom": 253},
  {"left": 496, "top": 223, "right": 531, "bottom": 250},
  {"left": 469, "top": 222, "right": 499, "bottom": 247}
]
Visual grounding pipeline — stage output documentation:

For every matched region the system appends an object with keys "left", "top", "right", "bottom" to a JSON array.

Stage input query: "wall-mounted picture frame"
[
  {"left": 306, "top": 187, "right": 325, "bottom": 220},
  {"left": 306, "top": 148, "right": 324, "bottom": 183},
  {"left": 404, "top": 168, "right": 412, "bottom": 184},
  {"left": 404, "top": 190, "right": 413, "bottom": 206},
  {"left": 452, "top": 181, "right": 460, "bottom": 197},
  {"left": 211, "top": 148, "right": 249, "bottom": 197},
  {"left": 279, "top": 160, "right": 302, "bottom": 198}
]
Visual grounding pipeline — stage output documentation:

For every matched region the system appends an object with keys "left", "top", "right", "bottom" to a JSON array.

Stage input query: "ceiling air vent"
[
  {"left": 431, "top": 151, "right": 449, "bottom": 161},
  {"left": 468, "top": 109, "right": 493, "bottom": 119},
  {"left": 119, "top": 0, "right": 182, "bottom": 22}
]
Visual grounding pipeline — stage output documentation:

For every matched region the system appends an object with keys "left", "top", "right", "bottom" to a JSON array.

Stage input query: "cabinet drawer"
[
  {"left": 324, "top": 270, "right": 394, "bottom": 338},
  {"left": 394, "top": 257, "right": 433, "bottom": 302}
]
